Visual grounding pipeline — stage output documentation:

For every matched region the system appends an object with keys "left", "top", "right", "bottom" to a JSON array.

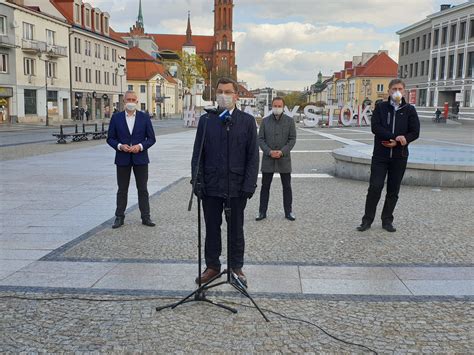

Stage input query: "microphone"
[{"left": 219, "top": 109, "right": 232, "bottom": 125}]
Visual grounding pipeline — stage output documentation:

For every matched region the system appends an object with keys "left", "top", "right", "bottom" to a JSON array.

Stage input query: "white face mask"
[
  {"left": 125, "top": 102, "right": 137, "bottom": 111},
  {"left": 391, "top": 90, "right": 403, "bottom": 104},
  {"left": 217, "top": 94, "right": 235, "bottom": 110},
  {"left": 272, "top": 107, "right": 284, "bottom": 116}
]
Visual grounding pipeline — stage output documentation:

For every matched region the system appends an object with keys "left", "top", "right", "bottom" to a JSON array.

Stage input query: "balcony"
[
  {"left": 46, "top": 44, "right": 68, "bottom": 58},
  {"left": 21, "top": 39, "right": 46, "bottom": 53},
  {"left": 0, "top": 35, "right": 16, "bottom": 48}
]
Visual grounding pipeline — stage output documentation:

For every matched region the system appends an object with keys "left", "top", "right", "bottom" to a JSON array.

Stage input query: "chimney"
[{"left": 440, "top": 4, "right": 451, "bottom": 11}]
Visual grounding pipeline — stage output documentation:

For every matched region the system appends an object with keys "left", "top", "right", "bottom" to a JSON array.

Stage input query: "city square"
[{"left": 0, "top": 0, "right": 473, "bottom": 353}]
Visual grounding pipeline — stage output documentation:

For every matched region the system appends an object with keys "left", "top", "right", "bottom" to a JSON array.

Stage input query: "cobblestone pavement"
[
  {"left": 0, "top": 292, "right": 471, "bottom": 353},
  {"left": 60, "top": 177, "right": 473, "bottom": 265}
]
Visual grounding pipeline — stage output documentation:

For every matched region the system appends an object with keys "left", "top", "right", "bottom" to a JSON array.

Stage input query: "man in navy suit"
[{"left": 107, "top": 91, "right": 157, "bottom": 229}]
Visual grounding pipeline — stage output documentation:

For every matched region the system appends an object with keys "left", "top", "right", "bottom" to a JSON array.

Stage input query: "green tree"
[
  {"left": 179, "top": 51, "right": 207, "bottom": 90},
  {"left": 283, "top": 91, "right": 306, "bottom": 109}
]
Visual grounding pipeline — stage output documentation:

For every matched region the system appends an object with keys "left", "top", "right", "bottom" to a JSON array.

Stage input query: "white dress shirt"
[{"left": 118, "top": 110, "right": 143, "bottom": 151}]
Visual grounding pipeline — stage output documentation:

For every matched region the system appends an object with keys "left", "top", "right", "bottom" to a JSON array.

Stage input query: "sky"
[{"left": 89, "top": 0, "right": 467, "bottom": 91}]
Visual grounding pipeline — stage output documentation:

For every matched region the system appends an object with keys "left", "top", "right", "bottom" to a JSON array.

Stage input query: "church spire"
[
  {"left": 137, "top": 0, "right": 144, "bottom": 29},
  {"left": 184, "top": 11, "right": 194, "bottom": 46}
]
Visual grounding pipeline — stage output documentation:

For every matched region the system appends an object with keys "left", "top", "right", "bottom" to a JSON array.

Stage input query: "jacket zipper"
[{"left": 391, "top": 108, "right": 397, "bottom": 158}]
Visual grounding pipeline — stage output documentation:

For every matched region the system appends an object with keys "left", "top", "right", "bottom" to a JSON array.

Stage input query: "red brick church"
[{"left": 121, "top": 0, "right": 237, "bottom": 88}]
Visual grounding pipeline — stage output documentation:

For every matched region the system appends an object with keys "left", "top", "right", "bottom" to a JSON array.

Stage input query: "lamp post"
[
  {"left": 156, "top": 77, "right": 164, "bottom": 120},
  {"left": 37, "top": 51, "right": 49, "bottom": 126},
  {"left": 117, "top": 55, "right": 126, "bottom": 111}
]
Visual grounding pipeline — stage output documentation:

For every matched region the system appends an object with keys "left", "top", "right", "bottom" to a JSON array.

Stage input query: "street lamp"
[
  {"left": 37, "top": 51, "right": 50, "bottom": 126},
  {"left": 115, "top": 59, "right": 126, "bottom": 111},
  {"left": 156, "top": 76, "right": 164, "bottom": 119}
]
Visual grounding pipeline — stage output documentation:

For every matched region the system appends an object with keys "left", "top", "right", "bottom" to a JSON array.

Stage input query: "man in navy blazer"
[{"left": 107, "top": 90, "right": 156, "bottom": 229}]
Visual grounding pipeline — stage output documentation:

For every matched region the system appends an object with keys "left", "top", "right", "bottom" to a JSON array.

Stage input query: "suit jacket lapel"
[{"left": 131, "top": 111, "right": 139, "bottom": 136}]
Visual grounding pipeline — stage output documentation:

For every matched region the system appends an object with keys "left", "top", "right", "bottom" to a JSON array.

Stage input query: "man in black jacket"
[
  {"left": 191, "top": 77, "right": 259, "bottom": 286},
  {"left": 357, "top": 79, "right": 420, "bottom": 233}
]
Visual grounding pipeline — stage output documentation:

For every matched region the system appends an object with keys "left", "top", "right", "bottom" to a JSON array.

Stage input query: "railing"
[
  {"left": 46, "top": 44, "right": 68, "bottom": 57},
  {"left": 0, "top": 35, "right": 15, "bottom": 48},
  {"left": 21, "top": 38, "right": 47, "bottom": 52}
]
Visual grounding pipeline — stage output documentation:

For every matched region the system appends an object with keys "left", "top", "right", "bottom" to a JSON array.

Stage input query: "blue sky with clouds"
[{"left": 90, "top": 0, "right": 467, "bottom": 90}]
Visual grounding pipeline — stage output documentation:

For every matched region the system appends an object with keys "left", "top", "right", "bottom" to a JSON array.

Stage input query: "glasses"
[{"left": 216, "top": 90, "right": 235, "bottom": 95}]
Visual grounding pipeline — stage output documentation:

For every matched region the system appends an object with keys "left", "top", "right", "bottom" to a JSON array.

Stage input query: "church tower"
[{"left": 213, "top": 0, "right": 237, "bottom": 80}]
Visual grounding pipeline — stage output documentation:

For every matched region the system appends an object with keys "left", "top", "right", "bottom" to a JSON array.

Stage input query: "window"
[
  {"left": 405, "top": 41, "right": 409, "bottom": 55},
  {"left": 457, "top": 53, "right": 464, "bottom": 78},
  {"left": 95, "top": 70, "right": 101, "bottom": 84},
  {"left": 418, "top": 89, "right": 427, "bottom": 106},
  {"left": 95, "top": 13, "right": 101, "bottom": 32},
  {"left": 0, "top": 15, "right": 6, "bottom": 35},
  {"left": 428, "top": 32, "right": 431, "bottom": 48},
  {"left": 411, "top": 38, "right": 415, "bottom": 53},
  {"left": 86, "top": 68, "right": 92, "bottom": 83},
  {"left": 410, "top": 63, "right": 413, "bottom": 77},
  {"left": 416, "top": 37, "right": 420, "bottom": 52},
  {"left": 24, "top": 58, "right": 35, "bottom": 76},
  {"left": 46, "top": 61, "right": 56, "bottom": 78},
  {"left": 468, "top": 52, "right": 474, "bottom": 77},
  {"left": 140, "top": 85, "right": 146, "bottom": 93},
  {"left": 112, "top": 48, "right": 117, "bottom": 62},
  {"left": 95, "top": 44, "right": 100, "bottom": 58},
  {"left": 104, "top": 46, "right": 109, "bottom": 61},
  {"left": 74, "top": 37, "right": 81, "bottom": 54},
  {"left": 112, "top": 72, "right": 117, "bottom": 86},
  {"left": 46, "top": 29, "right": 55, "bottom": 46},
  {"left": 85, "top": 41, "right": 91, "bottom": 56},
  {"left": 47, "top": 91, "right": 58, "bottom": 107},
  {"left": 24, "top": 89, "right": 37, "bottom": 115},
  {"left": 426, "top": 60, "right": 430, "bottom": 76},
  {"left": 450, "top": 24, "right": 456, "bottom": 43},
  {"left": 104, "top": 72, "right": 109, "bottom": 85},
  {"left": 75, "top": 66, "right": 81, "bottom": 82},
  {"left": 85, "top": 9, "right": 91, "bottom": 27},
  {"left": 404, "top": 64, "right": 408, "bottom": 78},
  {"left": 439, "top": 56, "right": 445, "bottom": 79},
  {"left": 429, "top": 90, "right": 435, "bottom": 107},
  {"left": 432, "top": 57, "right": 437, "bottom": 79},
  {"left": 421, "top": 61, "right": 425, "bottom": 76},
  {"left": 441, "top": 27, "right": 447, "bottom": 45},
  {"left": 434, "top": 29, "right": 439, "bottom": 46},
  {"left": 471, "top": 19, "right": 474, "bottom": 38},
  {"left": 23, "top": 22, "right": 34, "bottom": 40},
  {"left": 141, "top": 103, "right": 146, "bottom": 111},
  {"left": 448, "top": 54, "right": 454, "bottom": 78},
  {"left": 0, "top": 54, "right": 7, "bottom": 73},
  {"left": 464, "top": 89, "right": 471, "bottom": 108},
  {"left": 400, "top": 42, "right": 404, "bottom": 56},
  {"left": 128, "top": 85, "right": 133, "bottom": 91},
  {"left": 103, "top": 17, "right": 109, "bottom": 34},
  {"left": 422, "top": 34, "right": 426, "bottom": 50},
  {"left": 376, "top": 84, "right": 384, "bottom": 92},
  {"left": 460, "top": 22, "right": 466, "bottom": 40},
  {"left": 74, "top": 3, "right": 81, "bottom": 23},
  {"left": 415, "top": 62, "right": 418, "bottom": 77}
]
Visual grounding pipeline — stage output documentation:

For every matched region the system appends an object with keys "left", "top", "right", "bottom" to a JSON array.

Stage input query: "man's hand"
[
  {"left": 270, "top": 150, "right": 283, "bottom": 159},
  {"left": 395, "top": 135, "right": 407, "bottom": 146},
  {"left": 120, "top": 144, "right": 131, "bottom": 152},
  {"left": 240, "top": 191, "right": 253, "bottom": 200},
  {"left": 382, "top": 139, "right": 397, "bottom": 148},
  {"left": 130, "top": 145, "right": 141, "bottom": 153}
]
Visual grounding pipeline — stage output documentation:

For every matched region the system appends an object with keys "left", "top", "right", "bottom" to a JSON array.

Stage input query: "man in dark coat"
[
  {"left": 256, "top": 97, "right": 297, "bottom": 221},
  {"left": 357, "top": 79, "right": 420, "bottom": 233},
  {"left": 191, "top": 77, "right": 259, "bottom": 287},
  {"left": 107, "top": 90, "right": 156, "bottom": 229}
]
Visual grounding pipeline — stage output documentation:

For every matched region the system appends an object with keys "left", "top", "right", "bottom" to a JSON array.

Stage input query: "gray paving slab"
[
  {"left": 0, "top": 240, "right": 65, "bottom": 250},
  {"left": 0, "top": 259, "right": 34, "bottom": 271},
  {"left": 0, "top": 249, "right": 50, "bottom": 260},
  {"left": 404, "top": 280, "right": 474, "bottom": 296},
  {"left": 393, "top": 266, "right": 474, "bottom": 280},
  {"left": 19, "top": 261, "right": 118, "bottom": 275},
  {"left": 0, "top": 271, "right": 103, "bottom": 288},
  {"left": 300, "top": 266, "right": 398, "bottom": 280},
  {"left": 107, "top": 263, "right": 196, "bottom": 276},
  {"left": 92, "top": 273, "right": 193, "bottom": 291},
  {"left": 301, "top": 279, "right": 412, "bottom": 295}
]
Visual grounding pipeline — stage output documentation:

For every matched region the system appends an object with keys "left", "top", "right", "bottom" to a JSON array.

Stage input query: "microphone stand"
[{"left": 156, "top": 109, "right": 269, "bottom": 322}]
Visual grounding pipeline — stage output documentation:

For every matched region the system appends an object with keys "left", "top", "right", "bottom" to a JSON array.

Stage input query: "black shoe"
[
  {"left": 112, "top": 217, "right": 124, "bottom": 229},
  {"left": 255, "top": 213, "right": 266, "bottom": 221},
  {"left": 356, "top": 222, "right": 371, "bottom": 232},
  {"left": 142, "top": 218, "right": 156, "bottom": 227},
  {"left": 382, "top": 224, "right": 396, "bottom": 232},
  {"left": 285, "top": 213, "right": 296, "bottom": 221}
]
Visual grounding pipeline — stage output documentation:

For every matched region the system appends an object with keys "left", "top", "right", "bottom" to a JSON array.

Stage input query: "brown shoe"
[
  {"left": 232, "top": 268, "right": 247, "bottom": 288},
  {"left": 195, "top": 267, "right": 221, "bottom": 284}
]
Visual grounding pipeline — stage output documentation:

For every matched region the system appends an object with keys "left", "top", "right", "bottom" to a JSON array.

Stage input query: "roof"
[
  {"left": 357, "top": 51, "right": 398, "bottom": 77},
  {"left": 126, "top": 47, "right": 177, "bottom": 84},
  {"left": 237, "top": 84, "right": 255, "bottom": 98},
  {"left": 151, "top": 34, "right": 214, "bottom": 53},
  {"left": 49, "top": 0, "right": 127, "bottom": 45}
]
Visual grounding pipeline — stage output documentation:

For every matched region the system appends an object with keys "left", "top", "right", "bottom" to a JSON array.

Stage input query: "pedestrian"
[
  {"left": 435, "top": 108, "right": 441, "bottom": 122},
  {"left": 357, "top": 78, "right": 420, "bottom": 233},
  {"left": 256, "top": 97, "right": 297, "bottom": 221},
  {"left": 107, "top": 90, "right": 157, "bottom": 229},
  {"left": 85, "top": 108, "right": 90, "bottom": 121},
  {"left": 191, "top": 77, "right": 259, "bottom": 287}
]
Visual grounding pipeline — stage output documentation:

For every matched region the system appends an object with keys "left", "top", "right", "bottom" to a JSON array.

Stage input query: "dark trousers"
[
  {"left": 259, "top": 172, "right": 292, "bottom": 215},
  {"left": 362, "top": 156, "right": 407, "bottom": 225},
  {"left": 202, "top": 195, "right": 248, "bottom": 269},
  {"left": 115, "top": 164, "right": 150, "bottom": 219}
]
